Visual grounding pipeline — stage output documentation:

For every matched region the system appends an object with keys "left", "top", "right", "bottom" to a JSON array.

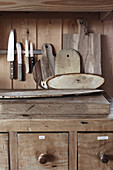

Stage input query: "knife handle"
[
  {"left": 18, "top": 64, "right": 22, "bottom": 81},
  {"left": 25, "top": 57, "right": 29, "bottom": 73},
  {"left": 31, "top": 57, "right": 35, "bottom": 72},
  {"left": 10, "top": 61, "right": 14, "bottom": 79}
]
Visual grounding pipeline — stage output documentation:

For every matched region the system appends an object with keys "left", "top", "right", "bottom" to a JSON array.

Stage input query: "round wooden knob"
[
  {"left": 38, "top": 153, "right": 48, "bottom": 164},
  {"left": 100, "top": 153, "right": 109, "bottom": 163}
]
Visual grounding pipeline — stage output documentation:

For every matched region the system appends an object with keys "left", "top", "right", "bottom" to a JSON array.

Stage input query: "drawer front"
[
  {"left": 78, "top": 133, "right": 113, "bottom": 170},
  {"left": 18, "top": 133, "right": 68, "bottom": 170},
  {"left": 0, "top": 133, "right": 9, "bottom": 169}
]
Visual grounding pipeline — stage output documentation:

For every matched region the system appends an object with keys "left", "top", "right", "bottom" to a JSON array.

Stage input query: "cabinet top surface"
[{"left": 0, "top": 0, "right": 112, "bottom": 12}]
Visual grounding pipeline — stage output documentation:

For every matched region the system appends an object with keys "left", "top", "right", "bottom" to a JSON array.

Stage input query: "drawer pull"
[
  {"left": 38, "top": 153, "right": 49, "bottom": 164},
  {"left": 101, "top": 153, "right": 109, "bottom": 163}
]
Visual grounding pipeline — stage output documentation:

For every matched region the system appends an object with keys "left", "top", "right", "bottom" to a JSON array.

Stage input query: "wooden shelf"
[{"left": 0, "top": 0, "right": 112, "bottom": 12}]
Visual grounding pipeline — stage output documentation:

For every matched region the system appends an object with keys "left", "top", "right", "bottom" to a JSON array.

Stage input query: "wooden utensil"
[
  {"left": 33, "top": 60, "right": 42, "bottom": 86},
  {"left": 55, "top": 49, "right": 80, "bottom": 75},
  {"left": 47, "top": 73, "right": 104, "bottom": 89}
]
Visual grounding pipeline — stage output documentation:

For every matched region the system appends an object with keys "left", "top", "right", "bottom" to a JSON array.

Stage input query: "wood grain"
[
  {"left": 63, "top": 34, "right": 79, "bottom": 50},
  {"left": 18, "top": 133, "right": 68, "bottom": 169},
  {"left": 9, "top": 132, "right": 17, "bottom": 170},
  {"left": 0, "top": 0, "right": 112, "bottom": 11},
  {"left": 0, "top": 18, "right": 11, "bottom": 89},
  {"left": 69, "top": 132, "right": 77, "bottom": 170},
  {"left": 78, "top": 133, "right": 113, "bottom": 170},
  {"left": 40, "top": 43, "right": 55, "bottom": 80},
  {"left": 12, "top": 18, "right": 36, "bottom": 89},
  {"left": 37, "top": 19, "right": 62, "bottom": 58},
  {"left": 47, "top": 73, "right": 104, "bottom": 89},
  {"left": 33, "top": 60, "right": 42, "bottom": 86},
  {"left": 55, "top": 49, "right": 80, "bottom": 75},
  {"left": 0, "top": 94, "right": 109, "bottom": 116},
  {"left": 102, "top": 18, "right": 113, "bottom": 97},
  {"left": 0, "top": 133, "right": 9, "bottom": 169},
  {"left": 0, "top": 89, "right": 103, "bottom": 98},
  {"left": 85, "top": 33, "right": 101, "bottom": 74}
]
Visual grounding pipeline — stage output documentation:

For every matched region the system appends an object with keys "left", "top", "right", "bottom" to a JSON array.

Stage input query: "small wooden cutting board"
[
  {"left": 47, "top": 73, "right": 104, "bottom": 89},
  {"left": 55, "top": 49, "right": 80, "bottom": 75}
]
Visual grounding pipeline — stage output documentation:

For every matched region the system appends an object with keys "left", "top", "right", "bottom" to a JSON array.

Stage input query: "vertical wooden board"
[
  {"left": 102, "top": 19, "right": 113, "bottom": 97},
  {"left": 78, "top": 133, "right": 113, "bottom": 170},
  {"left": 37, "top": 19, "right": 62, "bottom": 58},
  {"left": 0, "top": 18, "right": 11, "bottom": 89},
  {"left": 69, "top": 132, "right": 77, "bottom": 170},
  {"left": 18, "top": 133, "right": 68, "bottom": 170},
  {"left": 12, "top": 18, "right": 36, "bottom": 89},
  {"left": 0, "top": 133, "right": 9, "bottom": 169}
]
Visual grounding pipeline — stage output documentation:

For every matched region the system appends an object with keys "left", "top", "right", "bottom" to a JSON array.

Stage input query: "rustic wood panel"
[
  {"left": 12, "top": 18, "right": 36, "bottom": 89},
  {"left": 102, "top": 17, "right": 113, "bottom": 97},
  {"left": 18, "top": 133, "right": 68, "bottom": 169},
  {"left": 9, "top": 132, "right": 17, "bottom": 170},
  {"left": 0, "top": 118, "right": 113, "bottom": 132},
  {"left": 0, "top": 18, "right": 11, "bottom": 89},
  {"left": 0, "top": 0, "right": 112, "bottom": 11},
  {"left": 78, "top": 133, "right": 113, "bottom": 170},
  {"left": 69, "top": 132, "right": 77, "bottom": 170},
  {"left": 37, "top": 19, "right": 62, "bottom": 57},
  {"left": 0, "top": 133, "right": 9, "bottom": 169}
]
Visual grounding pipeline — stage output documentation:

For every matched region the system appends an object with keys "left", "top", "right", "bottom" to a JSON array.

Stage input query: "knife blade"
[
  {"left": 30, "top": 42, "right": 35, "bottom": 72},
  {"left": 16, "top": 42, "right": 22, "bottom": 81},
  {"left": 7, "top": 29, "right": 14, "bottom": 79},
  {"left": 25, "top": 40, "right": 29, "bottom": 73}
]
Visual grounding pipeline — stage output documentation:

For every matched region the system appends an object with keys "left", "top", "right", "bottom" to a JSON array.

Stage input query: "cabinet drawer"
[
  {"left": 0, "top": 133, "right": 9, "bottom": 169},
  {"left": 78, "top": 133, "right": 113, "bottom": 170},
  {"left": 17, "top": 133, "right": 68, "bottom": 170}
]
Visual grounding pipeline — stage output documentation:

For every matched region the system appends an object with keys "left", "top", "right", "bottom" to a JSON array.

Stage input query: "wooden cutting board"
[
  {"left": 33, "top": 43, "right": 55, "bottom": 87},
  {"left": 40, "top": 43, "right": 55, "bottom": 80},
  {"left": 55, "top": 49, "right": 80, "bottom": 75},
  {"left": 0, "top": 89, "right": 104, "bottom": 98},
  {"left": 47, "top": 73, "right": 104, "bottom": 89},
  {"left": 63, "top": 19, "right": 101, "bottom": 75}
]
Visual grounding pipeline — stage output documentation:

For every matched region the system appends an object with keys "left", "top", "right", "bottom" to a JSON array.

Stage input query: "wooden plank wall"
[{"left": 0, "top": 12, "right": 112, "bottom": 96}]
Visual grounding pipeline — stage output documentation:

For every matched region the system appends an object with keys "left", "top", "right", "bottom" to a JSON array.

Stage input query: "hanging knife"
[
  {"left": 7, "top": 29, "right": 14, "bottom": 79},
  {"left": 30, "top": 42, "right": 35, "bottom": 72},
  {"left": 16, "top": 43, "right": 22, "bottom": 81},
  {"left": 25, "top": 40, "right": 29, "bottom": 73}
]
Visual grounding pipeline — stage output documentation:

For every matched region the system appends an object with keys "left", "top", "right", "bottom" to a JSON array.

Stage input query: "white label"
[
  {"left": 39, "top": 136, "right": 45, "bottom": 139},
  {"left": 97, "top": 136, "right": 109, "bottom": 140}
]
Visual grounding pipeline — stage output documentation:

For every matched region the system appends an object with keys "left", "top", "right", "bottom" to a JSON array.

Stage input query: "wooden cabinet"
[
  {"left": 17, "top": 133, "right": 68, "bottom": 170},
  {"left": 78, "top": 133, "right": 113, "bottom": 170},
  {"left": 0, "top": 133, "right": 9, "bottom": 169},
  {"left": 0, "top": 1, "right": 112, "bottom": 170}
]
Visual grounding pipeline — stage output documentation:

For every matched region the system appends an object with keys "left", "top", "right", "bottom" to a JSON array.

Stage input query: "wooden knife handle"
[
  {"left": 10, "top": 61, "right": 14, "bottom": 79},
  {"left": 25, "top": 57, "right": 29, "bottom": 73},
  {"left": 18, "top": 64, "right": 22, "bottom": 81},
  {"left": 31, "top": 57, "right": 35, "bottom": 72}
]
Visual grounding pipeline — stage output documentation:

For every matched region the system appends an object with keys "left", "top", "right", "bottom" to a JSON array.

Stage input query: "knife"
[
  {"left": 30, "top": 42, "right": 35, "bottom": 72},
  {"left": 7, "top": 29, "right": 14, "bottom": 79},
  {"left": 25, "top": 40, "right": 29, "bottom": 73},
  {"left": 16, "top": 43, "right": 22, "bottom": 81}
]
